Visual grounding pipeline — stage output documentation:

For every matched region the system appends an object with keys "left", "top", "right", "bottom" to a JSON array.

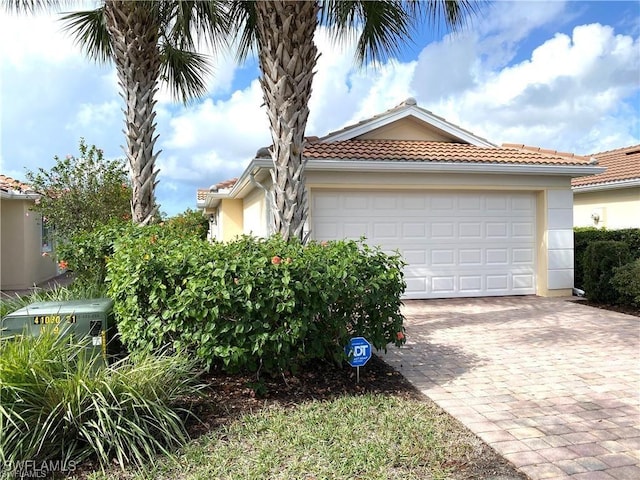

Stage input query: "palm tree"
[
  {"left": 233, "top": 0, "right": 478, "bottom": 241},
  {"left": 4, "top": 1, "right": 229, "bottom": 225}
]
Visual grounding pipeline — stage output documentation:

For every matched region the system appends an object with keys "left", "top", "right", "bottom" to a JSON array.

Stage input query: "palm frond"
[
  {"left": 159, "top": 43, "right": 212, "bottom": 103},
  {"left": 1, "top": 0, "right": 74, "bottom": 15},
  {"left": 321, "top": 0, "right": 480, "bottom": 66},
  {"left": 161, "top": 0, "right": 231, "bottom": 53},
  {"left": 228, "top": 0, "right": 259, "bottom": 62},
  {"left": 60, "top": 7, "right": 112, "bottom": 64}
]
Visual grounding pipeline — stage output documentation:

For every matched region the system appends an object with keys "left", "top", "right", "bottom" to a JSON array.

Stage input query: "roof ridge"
[
  {"left": 590, "top": 144, "right": 640, "bottom": 157},
  {"left": 502, "top": 143, "right": 592, "bottom": 163}
]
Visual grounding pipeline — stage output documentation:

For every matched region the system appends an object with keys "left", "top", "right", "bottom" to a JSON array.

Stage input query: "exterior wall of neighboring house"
[
  {"left": 1, "top": 198, "right": 57, "bottom": 290},
  {"left": 243, "top": 188, "right": 269, "bottom": 237},
  {"left": 218, "top": 199, "right": 244, "bottom": 242},
  {"left": 573, "top": 187, "right": 640, "bottom": 229}
]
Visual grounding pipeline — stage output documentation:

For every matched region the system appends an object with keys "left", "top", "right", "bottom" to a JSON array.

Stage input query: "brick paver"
[{"left": 380, "top": 296, "right": 639, "bottom": 480}]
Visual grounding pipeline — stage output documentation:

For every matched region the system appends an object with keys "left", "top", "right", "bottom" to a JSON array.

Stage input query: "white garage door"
[{"left": 312, "top": 190, "right": 537, "bottom": 299}]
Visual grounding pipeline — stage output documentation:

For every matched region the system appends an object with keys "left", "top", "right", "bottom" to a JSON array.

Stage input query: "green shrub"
[
  {"left": 612, "top": 259, "right": 640, "bottom": 308},
  {"left": 58, "top": 210, "right": 208, "bottom": 290},
  {"left": 574, "top": 228, "right": 640, "bottom": 289},
  {"left": 107, "top": 233, "right": 406, "bottom": 375},
  {"left": 582, "top": 240, "right": 631, "bottom": 303},
  {"left": 57, "top": 220, "right": 133, "bottom": 288},
  {"left": 0, "top": 332, "right": 201, "bottom": 473}
]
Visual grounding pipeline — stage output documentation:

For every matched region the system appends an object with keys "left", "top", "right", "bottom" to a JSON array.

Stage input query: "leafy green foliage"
[
  {"left": 107, "top": 233, "right": 406, "bottom": 375},
  {"left": 25, "top": 138, "right": 132, "bottom": 243},
  {"left": 57, "top": 210, "right": 207, "bottom": 289},
  {"left": 0, "top": 332, "right": 201, "bottom": 472},
  {"left": 574, "top": 228, "right": 640, "bottom": 289},
  {"left": 582, "top": 241, "right": 631, "bottom": 303},
  {"left": 612, "top": 259, "right": 640, "bottom": 308}
]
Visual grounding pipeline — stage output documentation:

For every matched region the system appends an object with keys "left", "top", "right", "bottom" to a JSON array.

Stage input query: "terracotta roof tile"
[
  {"left": 304, "top": 140, "right": 593, "bottom": 165},
  {"left": 0, "top": 174, "right": 33, "bottom": 194},
  {"left": 572, "top": 144, "right": 640, "bottom": 187},
  {"left": 198, "top": 141, "right": 596, "bottom": 200},
  {"left": 196, "top": 189, "right": 208, "bottom": 201},
  {"left": 215, "top": 177, "right": 239, "bottom": 189},
  {"left": 197, "top": 177, "right": 239, "bottom": 201}
]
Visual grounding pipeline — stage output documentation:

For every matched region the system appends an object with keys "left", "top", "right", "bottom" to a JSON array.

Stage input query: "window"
[{"left": 41, "top": 217, "right": 53, "bottom": 253}]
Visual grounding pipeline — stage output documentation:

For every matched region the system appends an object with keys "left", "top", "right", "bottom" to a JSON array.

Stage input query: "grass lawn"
[
  {"left": 76, "top": 357, "right": 525, "bottom": 480},
  {"left": 86, "top": 394, "right": 466, "bottom": 480}
]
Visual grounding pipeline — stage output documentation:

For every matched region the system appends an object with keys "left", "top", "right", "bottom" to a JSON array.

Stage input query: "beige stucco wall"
[
  {"left": 243, "top": 188, "right": 269, "bottom": 237},
  {"left": 573, "top": 187, "right": 640, "bottom": 229},
  {"left": 357, "top": 117, "right": 456, "bottom": 142},
  {"left": 219, "top": 199, "right": 244, "bottom": 242},
  {"left": 1, "top": 199, "right": 57, "bottom": 290}
]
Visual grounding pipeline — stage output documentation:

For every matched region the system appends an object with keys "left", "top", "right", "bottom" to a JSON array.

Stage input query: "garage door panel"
[
  {"left": 312, "top": 190, "right": 536, "bottom": 299},
  {"left": 431, "top": 222, "right": 455, "bottom": 239}
]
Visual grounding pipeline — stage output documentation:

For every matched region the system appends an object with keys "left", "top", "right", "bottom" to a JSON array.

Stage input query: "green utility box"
[{"left": 0, "top": 298, "right": 117, "bottom": 363}]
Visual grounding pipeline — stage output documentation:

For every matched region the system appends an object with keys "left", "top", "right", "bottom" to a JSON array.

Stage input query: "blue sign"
[{"left": 345, "top": 337, "right": 372, "bottom": 367}]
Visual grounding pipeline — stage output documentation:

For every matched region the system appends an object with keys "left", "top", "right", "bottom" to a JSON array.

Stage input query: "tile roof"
[
  {"left": 196, "top": 177, "right": 239, "bottom": 201},
  {"left": 198, "top": 141, "right": 595, "bottom": 198},
  {"left": 304, "top": 140, "right": 593, "bottom": 165},
  {"left": 0, "top": 174, "right": 34, "bottom": 194},
  {"left": 572, "top": 144, "right": 640, "bottom": 187}
]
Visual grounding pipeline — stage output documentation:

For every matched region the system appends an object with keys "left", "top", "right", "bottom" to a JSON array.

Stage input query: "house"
[
  {"left": 0, "top": 174, "right": 57, "bottom": 291},
  {"left": 572, "top": 145, "right": 640, "bottom": 229},
  {"left": 197, "top": 99, "right": 603, "bottom": 299}
]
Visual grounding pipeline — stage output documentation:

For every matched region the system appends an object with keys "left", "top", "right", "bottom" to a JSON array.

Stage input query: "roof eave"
[
  {"left": 202, "top": 159, "right": 605, "bottom": 205},
  {"left": 303, "top": 159, "right": 605, "bottom": 177},
  {"left": 572, "top": 178, "right": 640, "bottom": 192},
  {"left": 0, "top": 190, "right": 40, "bottom": 200}
]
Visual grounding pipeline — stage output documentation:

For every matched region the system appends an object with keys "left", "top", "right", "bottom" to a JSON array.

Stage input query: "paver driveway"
[{"left": 380, "top": 296, "right": 639, "bottom": 480}]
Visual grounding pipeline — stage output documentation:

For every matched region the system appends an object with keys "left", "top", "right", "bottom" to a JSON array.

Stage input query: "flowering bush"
[{"left": 106, "top": 234, "right": 406, "bottom": 374}]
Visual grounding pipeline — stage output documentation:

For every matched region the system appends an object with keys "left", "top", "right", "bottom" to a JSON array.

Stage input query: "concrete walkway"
[{"left": 380, "top": 296, "right": 639, "bottom": 480}]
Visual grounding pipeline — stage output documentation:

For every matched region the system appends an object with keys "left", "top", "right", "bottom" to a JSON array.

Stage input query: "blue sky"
[{"left": 1, "top": 1, "right": 639, "bottom": 217}]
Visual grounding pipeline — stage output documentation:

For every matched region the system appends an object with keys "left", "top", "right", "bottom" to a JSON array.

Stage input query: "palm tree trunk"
[
  {"left": 104, "top": 0, "right": 160, "bottom": 225},
  {"left": 255, "top": 0, "right": 319, "bottom": 241}
]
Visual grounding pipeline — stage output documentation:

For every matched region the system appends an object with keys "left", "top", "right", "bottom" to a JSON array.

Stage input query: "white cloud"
[
  {"left": 413, "top": 21, "right": 639, "bottom": 154},
  {"left": 0, "top": 11, "right": 82, "bottom": 68}
]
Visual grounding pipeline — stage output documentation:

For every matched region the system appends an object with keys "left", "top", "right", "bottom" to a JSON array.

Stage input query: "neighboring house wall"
[
  {"left": 219, "top": 199, "right": 244, "bottom": 242},
  {"left": 1, "top": 198, "right": 57, "bottom": 290},
  {"left": 243, "top": 188, "right": 269, "bottom": 237},
  {"left": 573, "top": 187, "right": 640, "bottom": 229}
]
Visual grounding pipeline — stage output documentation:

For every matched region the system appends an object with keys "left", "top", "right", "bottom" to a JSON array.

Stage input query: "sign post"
[{"left": 345, "top": 336, "right": 372, "bottom": 383}]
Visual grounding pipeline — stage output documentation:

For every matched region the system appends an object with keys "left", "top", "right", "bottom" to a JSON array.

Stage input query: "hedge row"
[
  {"left": 574, "top": 228, "right": 640, "bottom": 290},
  {"left": 98, "top": 230, "right": 406, "bottom": 375}
]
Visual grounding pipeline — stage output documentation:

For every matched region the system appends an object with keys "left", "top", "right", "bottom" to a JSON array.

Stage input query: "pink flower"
[
  {"left": 396, "top": 331, "right": 405, "bottom": 341},
  {"left": 271, "top": 256, "right": 282, "bottom": 265}
]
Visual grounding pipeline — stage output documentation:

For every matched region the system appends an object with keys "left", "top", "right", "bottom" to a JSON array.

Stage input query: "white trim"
[
  {"left": 207, "top": 158, "right": 604, "bottom": 203},
  {"left": 0, "top": 190, "right": 40, "bottom": 200},
  {"left": 321, "top": 106, "right": 497, "bottom": 147},
  {"left": 304, "top": 159, "right": 604, "bottom": 177},
  {"left": 572, "top": 178, "right": 640, "bottom": 193}
]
